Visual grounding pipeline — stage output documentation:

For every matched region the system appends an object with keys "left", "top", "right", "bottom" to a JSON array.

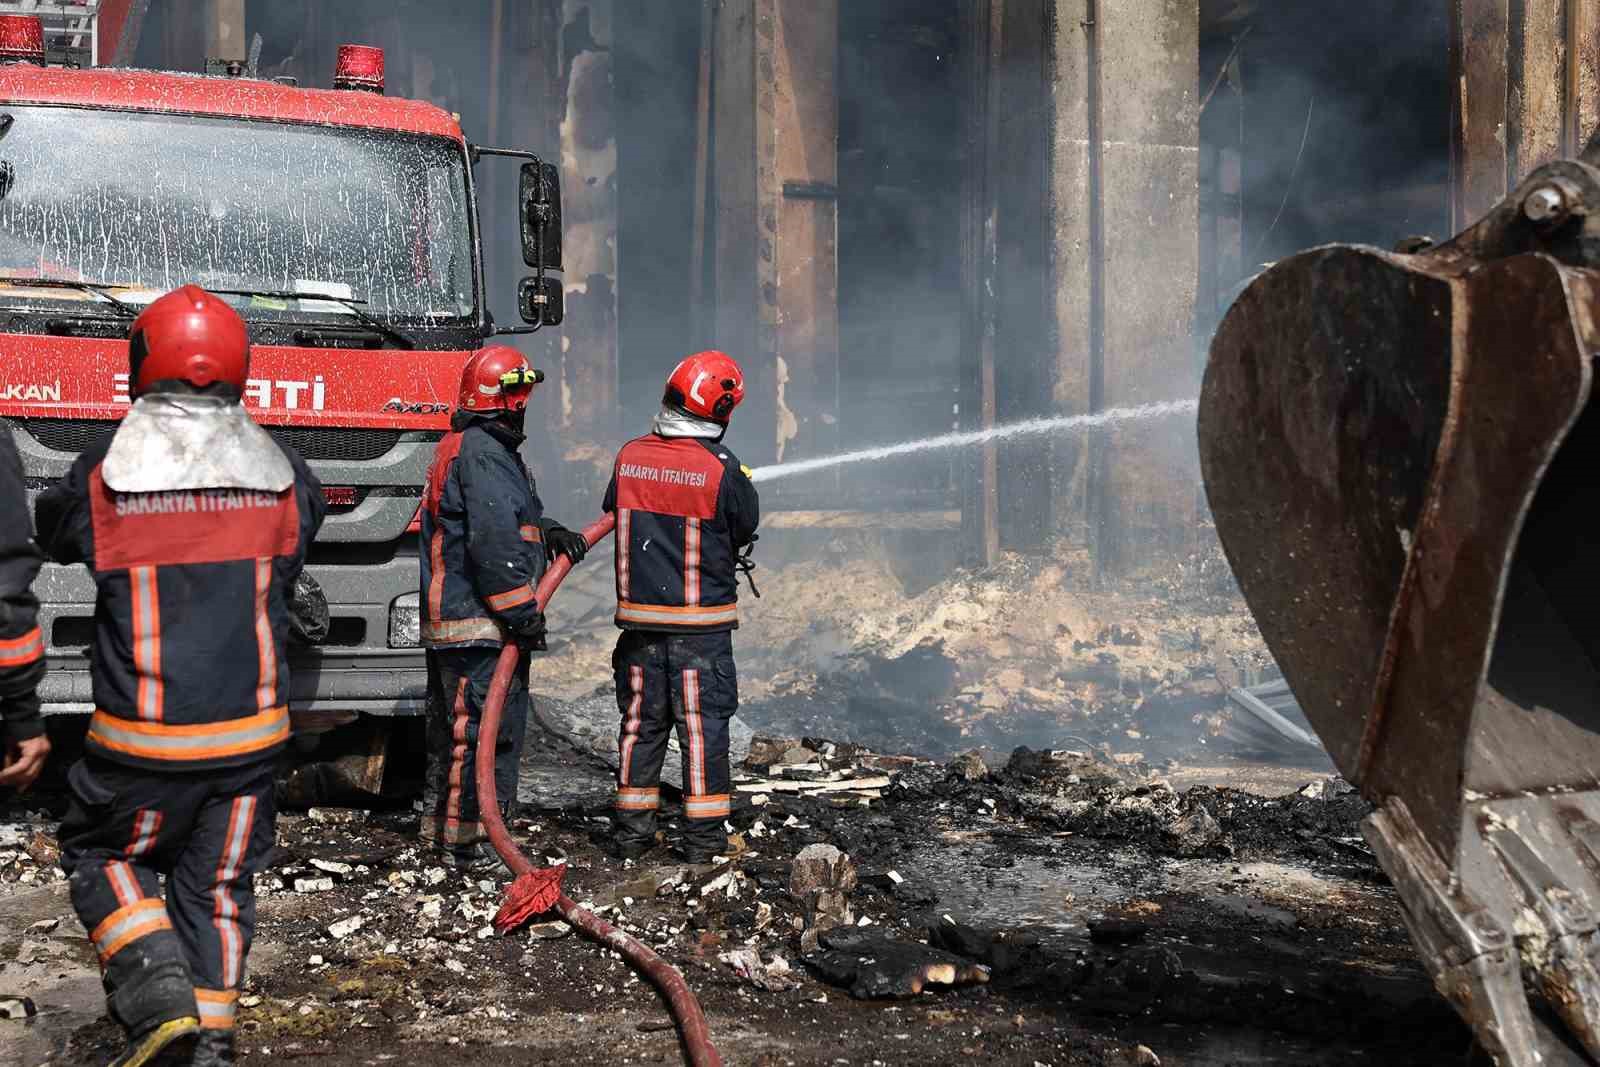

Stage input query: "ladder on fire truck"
[{"left": 0, "top": 1, "right": 106, "bottom": 67}]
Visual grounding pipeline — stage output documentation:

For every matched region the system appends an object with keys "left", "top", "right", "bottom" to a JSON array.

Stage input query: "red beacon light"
[
  {"left": 0, "top": 15, "right": 46, "bottom": 66},
  {"left": 333, "top": 44, "right": 384, "bottom": 94}
]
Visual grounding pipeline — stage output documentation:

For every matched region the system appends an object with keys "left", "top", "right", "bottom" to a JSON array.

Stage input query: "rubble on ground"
[
  {"left": 0, "top": 728, "right": 1456, "bottom": 1065},
  {"left": 539, "top": 540, "right": 1307, "bottom": 766}
]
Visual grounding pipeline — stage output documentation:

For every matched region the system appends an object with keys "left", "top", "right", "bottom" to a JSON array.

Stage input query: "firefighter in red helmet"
[
  {"left": 34, "top": 285, "right": 327, "bottom": 1067},
  {"left": 417, "top": 346, "right": 589, "bottom": 870},
  {"left": 603, "top": 351, "right": 760, "bottom": 863}
]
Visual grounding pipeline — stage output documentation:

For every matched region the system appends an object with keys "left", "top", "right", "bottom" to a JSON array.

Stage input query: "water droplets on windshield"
[{"left": 0, "top": 105, "right": 474, "bottom": 322}]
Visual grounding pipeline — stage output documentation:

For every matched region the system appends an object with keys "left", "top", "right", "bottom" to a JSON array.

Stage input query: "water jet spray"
[{"left": 748, "top": 398, "right": 1199, "bottom": 484}]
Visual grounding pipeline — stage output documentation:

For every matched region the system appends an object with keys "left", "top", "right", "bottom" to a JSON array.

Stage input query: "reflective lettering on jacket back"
[{"left": 614, "top": 437, "right": 725, "bottom": 518}]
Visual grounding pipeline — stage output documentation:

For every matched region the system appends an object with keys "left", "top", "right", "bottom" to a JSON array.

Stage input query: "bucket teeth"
[
  {"left": 1365, "top": 797, "right": 1600, "bottom": 1067},
  {"left": 1485, "top": 824, "right": 1600, "bottom": 1062}
]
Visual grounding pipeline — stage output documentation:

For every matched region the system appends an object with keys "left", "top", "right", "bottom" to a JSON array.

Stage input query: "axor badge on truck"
[{"left": 0, "top": 17, "right": 564, "bottom": 728}]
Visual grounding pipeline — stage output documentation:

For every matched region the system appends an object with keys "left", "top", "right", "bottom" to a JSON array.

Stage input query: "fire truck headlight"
[{"left": 388, "top": 592, "right": 421, "bottom": 648}]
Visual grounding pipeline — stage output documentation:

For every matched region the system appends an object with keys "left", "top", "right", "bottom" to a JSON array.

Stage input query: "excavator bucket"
[{"left": 1201, "top": 154, "right": 1600, "bottom": 1066}]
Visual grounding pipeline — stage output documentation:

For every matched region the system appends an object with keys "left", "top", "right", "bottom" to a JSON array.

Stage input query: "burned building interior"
[{"left": 5, "top": 1, "right": 1600, "bottom": 1065}]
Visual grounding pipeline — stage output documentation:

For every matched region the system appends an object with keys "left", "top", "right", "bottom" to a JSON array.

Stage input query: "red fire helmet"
[
  {"left": 665, "top": 350, "right": 745, "bottom": 424},
  {"left": 128, "top": 285, "right": 250, "bottom": 396},
  {"left": 458, "top": 346, "right": 544, "bottom": 413}
]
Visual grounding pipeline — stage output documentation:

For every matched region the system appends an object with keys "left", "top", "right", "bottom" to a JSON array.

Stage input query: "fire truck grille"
[{"left": 17, "top": 419, "right": 432, "bottom": 463}]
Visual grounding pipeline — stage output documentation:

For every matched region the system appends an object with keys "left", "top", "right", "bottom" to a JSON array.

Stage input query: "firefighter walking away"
[
  {"left": 417, "top": 346, "right": 589, "bottom": 871},
  {"left": 605, "top": 351, "right": 760, "bottom": 863},
  {"left": 34, "top": 286, "right": 327, "bottom": 1067}
]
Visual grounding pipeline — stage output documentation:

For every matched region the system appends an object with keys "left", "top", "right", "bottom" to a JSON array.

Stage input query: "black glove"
[
  {"left": 544, "top": 524, "right": 588, "bottom": 565},
  {"left": 510, "top": 610, "right": 548, "bottom": 652}
]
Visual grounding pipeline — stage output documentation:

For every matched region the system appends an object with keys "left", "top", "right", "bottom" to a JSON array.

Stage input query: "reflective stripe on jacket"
[
  {"left": 603, "top": 434, "right": 759, "bottom": 634},
  {"left": 418, "top": 417, "right": 549, "bottom": 649},
  {"left": 33, "top": 437, "right": 326, "bottom": 771}
]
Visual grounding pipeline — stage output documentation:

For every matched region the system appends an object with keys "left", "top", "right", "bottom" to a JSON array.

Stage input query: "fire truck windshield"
[{"left": 0, "top": 105, "right": 475, "bottom": 328}]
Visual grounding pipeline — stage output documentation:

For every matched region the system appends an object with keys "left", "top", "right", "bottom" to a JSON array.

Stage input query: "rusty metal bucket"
[{"left": 1201, "top": 155, "right": 1600, "bottom": 1066}]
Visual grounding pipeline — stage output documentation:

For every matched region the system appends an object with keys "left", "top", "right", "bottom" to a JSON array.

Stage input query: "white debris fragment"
[
  {"left": 327, "top": 915, "right": 365, "bottom": 939},
  {"left": 526, "top": 921, "right": 571, "bottom": 940},
  {"left": 294, "top": 877, "right": 335, "bottom": 894},
  {"left": 887, "top": 870, "right": 904, "bottom": 885},
  {"left": 310, "top": 859, "right": 353, "bottom": 876},
  {"left": 309, "top": 954, "right": 324, "bottom": 966},
  {"left": 425, "top": 867, "right": 448, "bottom": 886},
  {"left": 445, "top": 957, "right": 466, "bottom": 975}
]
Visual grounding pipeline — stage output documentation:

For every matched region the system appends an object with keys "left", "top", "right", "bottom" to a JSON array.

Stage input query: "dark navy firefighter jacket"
[
  {"left": 419, "top": 414, "right": 558, "bottom": 649},
  {"left": 0, "top": 431, "right": 46, "bottom": 745},
  {"left": 34, "top": 438, "right": 326, "bottom": 771},
  {"left": 603, "top": 434, "right": 759, "bottom": 633}
]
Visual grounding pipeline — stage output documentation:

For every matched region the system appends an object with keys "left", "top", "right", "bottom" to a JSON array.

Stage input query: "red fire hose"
[{"left": 472, "top": 513, "right": 724, "bottom": 1067}]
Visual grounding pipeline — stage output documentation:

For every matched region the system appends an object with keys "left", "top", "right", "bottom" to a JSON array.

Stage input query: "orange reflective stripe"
[
  {"left": 618, "top": 665, "right": 645, "bottom": 786},
  {"left": 684, "top": 517, "right": 701, "bottom": 606},
  {"left": 445, "top": 678, "right": 469, "bottom": 835},
  {"left": 253, "top": 558, "right": 276, "bottom": 712},
  {"left": 105, "top": 860, "right": 142, "bottom": 907},
  {"left": 0, "top": 626, "right": 43, "bottom": 668},
  {"left": 212, "top": 796, "right": 257, "bottom": 987},
  {"left": 519, "top": 524, "right": 543, "bottom": 543},
  {"left": 616, "top": 601, "right": 738, "bottom": 628},
  {"left": 130, "top": 565, "right": 163, "bottom": 721},
  {"left": 616, "top": 508, "right": 632, "bottom": 600},
  {"left": 91, "top": 898, "right": 171, "bottom": 965},
  {"left": 485, "top": 583, "right": 537, "bottom": 612},
  {"left": 616, "top": 786, "right": 660, "bottom": 811},
  {"left": 195, "top": 988, "right": 238, "bottom": 1030},
  {"left": 427, "top": 529, "right": 447, "bottom": 621},
  {"left": 684, "top": 669, "right": 705, "bottom": 795},
  {"left": 683, "top": 793, "right": 731, "bottom": 819},
  {"left": 87, "top": 707, "right": 289, "bottom": 763},
  {"left": 125, "top": 809, "right": 162, "bottom": 858}
]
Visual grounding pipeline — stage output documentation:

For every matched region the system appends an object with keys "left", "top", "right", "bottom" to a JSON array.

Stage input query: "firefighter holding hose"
[
  {"left": 417, "top": 347, "right": 589, "bottom": 871},
  {"left": 34, "top": 286, "right": 327, "bottom": 1067},
  {"left": 604, "top": 351, "right": 760, "bottom": 864}
]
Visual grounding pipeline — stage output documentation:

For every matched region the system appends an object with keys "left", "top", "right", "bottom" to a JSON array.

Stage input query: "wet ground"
[{"left": 0, "top": 730, "right": 1472, "bottom": 1067}]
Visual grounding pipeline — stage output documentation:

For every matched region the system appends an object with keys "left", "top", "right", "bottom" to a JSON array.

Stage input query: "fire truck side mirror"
[
  {"left": 519, "top": 160, "right": 563, "bottom": 272},
  {"left": 518, "top": 275, "right": 564, "bottom": 327}
]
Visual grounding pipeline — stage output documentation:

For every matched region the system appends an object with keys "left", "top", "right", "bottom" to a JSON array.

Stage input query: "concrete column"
[
  {"left": 557, "top": 0, "right": 620, "bottom": 515},
  {"left": 712, "top": 0, "right": 839, "bottom": 470},
  {"left": 1053, "top": 0, "right": 1200, "bottom": 576},
  {"left": 1452, "top": 0, "right": 1600, "bottom": 230},
  {"left": 769, "top": 0, "right": 840, "bottom": 469}
]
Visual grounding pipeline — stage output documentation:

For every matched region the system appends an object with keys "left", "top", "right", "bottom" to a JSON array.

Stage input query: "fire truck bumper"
[{"left": 37, "top": 649, "right": 429, "bottom": 717}]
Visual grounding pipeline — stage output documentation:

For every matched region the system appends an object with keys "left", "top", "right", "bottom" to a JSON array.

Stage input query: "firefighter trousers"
[
  {"left": 58, "top": 756, "right": 275, "bottom": 1039},
  {"left": 613, "top": 629, "right": 737, "bottom": 854},
  {"left": 422, "top": 646, "right": 530, "bottom": 851}
]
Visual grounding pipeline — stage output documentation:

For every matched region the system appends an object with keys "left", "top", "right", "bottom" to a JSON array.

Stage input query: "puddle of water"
[
  {"left": 1122, "top": 1022, "right": 1451, "bottom": 1067},
  {"left": 895, "top": 837, "right": 1165, "bottom": 940}
]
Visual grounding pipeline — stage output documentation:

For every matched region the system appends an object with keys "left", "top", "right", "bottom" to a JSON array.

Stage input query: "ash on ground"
[
  {"left": 543, "top": 536, "right": 1307, "bottom": 773},
  {"left": 1, "top": 735, "right": 1462, "bottom": 1066}
]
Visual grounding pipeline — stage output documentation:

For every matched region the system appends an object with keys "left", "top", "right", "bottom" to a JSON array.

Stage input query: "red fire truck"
[{"left": 0, "top": 15, "right": 563, "bottom": 743}]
